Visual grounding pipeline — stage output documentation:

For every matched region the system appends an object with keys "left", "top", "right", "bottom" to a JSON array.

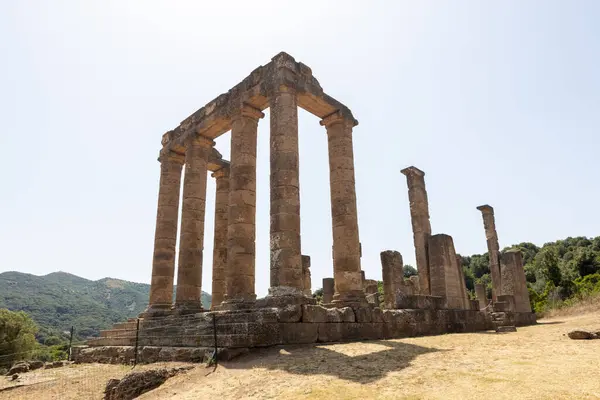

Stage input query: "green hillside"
[{"left": 0, "top": 271, "right": 211, "bottom": 341}]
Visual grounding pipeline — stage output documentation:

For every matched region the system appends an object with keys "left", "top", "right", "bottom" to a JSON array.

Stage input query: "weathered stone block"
[
  {"left": 281, "top": 323, "right": 319, "bottom": 344},
  {"left": 354, "top": 306, "right": 373, "bottom": 323},
  {"left": 339, "top": 307, "right": 356, "bottom": 322},
  {"left": 278, "top": 305, "right": 303, "bottom": 322},
  {"left": 302, "top": 305, "right": 349, "bottom": 323},
  {"left": 372, "top": 307, "right": 383, "bottom": 323}
]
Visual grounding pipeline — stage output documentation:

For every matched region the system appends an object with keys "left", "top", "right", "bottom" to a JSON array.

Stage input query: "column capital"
[
  {"left": 319, "top": 110, "right": 359, "bottom": 128},
  {"left": 211, "top": 166, "right": 230, "bottom": 179},
  {"left": 188, "top": 134, "right": 215, "bottom": 148},
  {"left": 401, "top": 166, "right": 425, "bottom": 178},
  {"left": 476, "top": 204, "right": 494, "bottom": 214},
  {"left": 233, "top": 104, "right": 265, "bottom": 122},
  {"left": 158, "top": 149, "right": 185, "bottom": 165}
]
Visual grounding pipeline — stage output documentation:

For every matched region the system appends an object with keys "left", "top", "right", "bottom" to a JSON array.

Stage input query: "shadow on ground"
[{"left": 225, "top": 340, "right": 443, "bottom": 384}]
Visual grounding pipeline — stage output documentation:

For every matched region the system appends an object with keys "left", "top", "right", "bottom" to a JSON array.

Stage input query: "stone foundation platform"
[{"left": 76, "top": 303, "right": 536, "bottom": 364}]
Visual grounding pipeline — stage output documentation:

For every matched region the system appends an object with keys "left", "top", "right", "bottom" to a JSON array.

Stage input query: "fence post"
[
  {"left": 133, "top": 318, "right": 140, "bottom": 366},
  {"left": 68, "top": 326, "right": 74, "bottom": 361}
]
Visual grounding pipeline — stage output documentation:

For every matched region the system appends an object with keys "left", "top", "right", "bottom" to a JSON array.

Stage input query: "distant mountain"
[{"left": 0, "top": 271, "right": 211, "bottom": 341}]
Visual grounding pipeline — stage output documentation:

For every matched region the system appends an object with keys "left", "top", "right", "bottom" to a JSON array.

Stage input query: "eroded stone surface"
[
  {"left": 477, "top": 205, "right": 502, "bottom": 301},
  {"left": 401, "top": 166, "right": 432, "bottom": 295}
]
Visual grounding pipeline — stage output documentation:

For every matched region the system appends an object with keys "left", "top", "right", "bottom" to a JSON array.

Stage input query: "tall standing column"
[
  {"left": 174, "top": 135, "right": 214, "bottom": 312},
  {"left": 222, "top": 105, "right": 264, "bottom": 309},
  {"left": 476, "top": 205, "right": 502, "bottom": 301},
  {"left": 321, "top": 111, "right": 365, "bottom": 306},
  {"left": 269, "top": 84, "right": 303, "bottom": 296},
  {"left": 146, "top": 151, "right": 184, "bottom": 314},
  {"left": 401, "top": 167, "right": 432, "bottom": 295},
  {"left": 210, "top": 166, "right": 229, "bottom": 309}
]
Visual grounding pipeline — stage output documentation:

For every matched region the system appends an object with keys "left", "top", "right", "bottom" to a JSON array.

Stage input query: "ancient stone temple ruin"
[{"left": 78, "top": 52, "right": 535, "bottom": 363}]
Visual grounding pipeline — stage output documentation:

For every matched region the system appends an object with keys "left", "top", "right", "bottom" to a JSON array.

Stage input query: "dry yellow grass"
[{"left": 3, "top": 311, "right": 600, "bottom": 400}]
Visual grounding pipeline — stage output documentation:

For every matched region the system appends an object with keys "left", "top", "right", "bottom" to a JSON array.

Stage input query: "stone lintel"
[
  {"left": 476, "top": 204, "right": 494, "bottom": 213},
  {"left": 161, "top": 52, "right": 356, "bottom": 151},
  {"left": 400, "top": 166, "right": 425, "bottom": 177}
]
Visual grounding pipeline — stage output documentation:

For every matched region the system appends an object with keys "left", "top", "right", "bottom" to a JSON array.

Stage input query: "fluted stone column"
[
  {"left": 321, "top": 111, "right": 365, "bottom": 306},
  {"left": 269, "top": 84, "right": 303, "bottom": 297},
  {"left": 476, "top": 205, "right": 502, "bottom": 301},
  {"left": 302, "top": 255, "right": 312, "bottom": 296},
  {"left": 475, "top": 283, "right": 488, "bottom": 310},
  {"left": 401, "top": 167, "right": 432, "bottom": 295},
  {"left": 174, "top": 135, "right": 214, "bottom": 312},
  {"left": 210, "top": 166, "right": 229, "bottom": 309},
  {"left": 222, "top": 105, "right": 264, "bottom": 309},
  {"left": 322, "top": 278, "right": 334, "bottom": 304},
  {"left": 146, "top": 151, "right": 184, "bottom": 313}
]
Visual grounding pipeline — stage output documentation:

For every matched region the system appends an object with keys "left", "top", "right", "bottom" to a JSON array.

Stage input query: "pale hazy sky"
[{"left": 1, "top": 1, "right": 599, "bottom": 297}]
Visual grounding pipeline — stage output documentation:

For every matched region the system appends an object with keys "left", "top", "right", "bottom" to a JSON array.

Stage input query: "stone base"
[
  {"left": 172, "top": 301, "right": 205, "bottom": 315},
  {"left": 139, "top": 304, "right": 174, "bottom": 319},
  {"left": 81, "top": 303, "right": 537, "bottom": 364}
]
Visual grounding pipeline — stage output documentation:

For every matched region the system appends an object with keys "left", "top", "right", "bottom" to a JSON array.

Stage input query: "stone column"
[
  {"left": 322, "top": 278, "right": 334, "bottom": 304},
  {"left": 302, "top": 255, "right": 312, "bottom": 296},
  {"left": 501, "top": 250, "right": 532, "bottom": 313},
  {"left": 428, "top": 234, "right": 463, "bottom": 309},
  {"left": 456, "top": 255, "right": 470, "bottom": 309},
  {"left": 476, "top": 205, "right": 502, "bottom": 301},
  {"left": 321, "top": 111, "right": 365, "bottom": 306},
  {"left": 222, "top": 105, "right": 264, "bottom": 309},
  {"left": 381, "top": 250, "right": 403, "bottom": 309},
  {"left": 401, "top": 167, "right": 432, "bottom": 295},
  {"left": 146, "top": 151, "right": 184, "bottom": 313},
  {"left": 210, "top": 166, "right": 229, "bottom": 309},
  {"left": 475, "top": 283, "right": 488, "bottom": 309},
  {"left": 409, "top": 275, "right": 420, "bottom": 293},
  {"left": 174, "top": 136, "right": 213, "bottom": 312},
  {"left": 269, "top": 83, "right": 303, "bottom": 297}
]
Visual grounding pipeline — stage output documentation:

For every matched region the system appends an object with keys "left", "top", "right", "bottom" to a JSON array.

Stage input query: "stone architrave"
[
  {"left": 321, "top": 111, "right": 366, "bottom": 306},
  {"left": 302, "top": 255, "right": 312, "bottom": 296},
  {"left": 475, "top": 283, "right": 488, "bottom": 310},
  {"left": 146, "top": 151, "right": 184, "bottom": 313},
  {"left": 428, "top": 234, "right": 465, "bottom": 309},
  {"left": 269, "top": 69, "right": 303, "bottom": 297},
  {"left": 210, "top": 166, "right": 230, "bottom": 309},
  {"left": 174, "top": 135, "right": 214, "bottom": 312},
  {"left": 222, "top": 105, "right": 264, "bottom": 309},
  {"left": 380, "top": 250, "right": 403, "bottom": 309},
  {"left": 501, "top": 249, "right": 532, "bottom": 313},
  {"left": 322, "top": 278, "right": 334, "bottom": 304},
  {"left": 476, "top": 205, "right": 502, "bottom": 301},
  {"left": 456, "top": 254, "right": 470, "bottom": 309},
  {"left": 401, "top": 167, "right": 432, "bottom": 295}
]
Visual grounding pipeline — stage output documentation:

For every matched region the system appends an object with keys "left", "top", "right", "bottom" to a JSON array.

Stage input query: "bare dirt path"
[{"left": 3, "top": 312, "right": 600, "bottom": 399}]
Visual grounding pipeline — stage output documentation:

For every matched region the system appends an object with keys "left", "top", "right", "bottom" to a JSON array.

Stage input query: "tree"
[
  {"left": 403, "top": 264, "right": 418, "bottom": 278},
  {"left": 535, "top": 248, "right": 562, "bottom": 287},
  {"left": 0, "top": 309, "right": 38, "bottom": 368}
]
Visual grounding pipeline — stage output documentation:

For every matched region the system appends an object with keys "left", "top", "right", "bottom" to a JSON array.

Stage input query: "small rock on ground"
[{"left": 568, "top": 330, "right": 598, "bottom": 340}]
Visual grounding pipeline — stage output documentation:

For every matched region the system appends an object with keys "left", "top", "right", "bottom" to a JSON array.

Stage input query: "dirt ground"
[{"left": 2, "top": 311, "right": 600, "bottom": 400}]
